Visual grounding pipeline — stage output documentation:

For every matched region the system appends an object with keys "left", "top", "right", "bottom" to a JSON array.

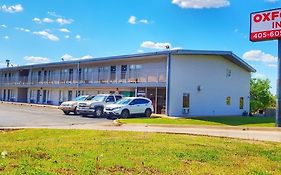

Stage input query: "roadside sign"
[
  {"left": 250, "top": 8, "right": 281, "bottom": 42},
  {"left": 250, "top": 8, "right": 281, "bottom": 127}
]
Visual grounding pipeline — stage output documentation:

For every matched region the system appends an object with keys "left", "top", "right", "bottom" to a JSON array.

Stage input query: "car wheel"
[
  {"left": 121, "top": 109, "right": 130, "bottom": 119},
  {"left": 145, "top": 108, "right": 152, "bottom": 118},
  {"left": 73, "top": 107, "right": 79, "bottom": 115},
  {"left": 63, "top": 111, "right": 70, "bottom": 115},
  {"left": 95, "top": 107, "right": 103, "bottom": 117}
]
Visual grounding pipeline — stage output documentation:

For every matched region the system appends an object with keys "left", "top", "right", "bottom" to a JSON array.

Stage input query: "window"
[
  {"left": 44, "top": 70, "right": 47, "bottom": 82},
  {"left": 110, "top": 66, "right": 116, "bottom": 81},
  {"left": 38, "top": 71, "right": 41, "bottom": 82},
  {"left": 115, "top": 95, "right": 122, "bottom": 101},
  {"left": 68, "top": 90, "right": 73, "bottom": 101},
  {"left": 226, "top": 69, "right": 232, "bottom": 78},
  {"left": 226, "top": 96, "right": 231, "bottom": 105},
  {"left": 239, "top": 97, "right": 244, "bottom": 109},
  {"left": 121, "top": 65, "right": 127, "bottom": 80},
  {"left": 106, "top": 95, "right": 115, "bottom": 102},
  {"left": 69, "top": 69, "right": 73, "bottom": 82},
  {"left": 139, "top": 99, "right": 150, "bottom": 104},
  {"left": 183, "top": 93, "right": 190, "bottom": 108}
]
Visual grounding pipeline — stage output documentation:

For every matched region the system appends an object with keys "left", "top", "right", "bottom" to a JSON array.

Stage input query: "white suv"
[
  {"left": 104, "top": 97, "right": 154, "bottom": 118},
  {"left": 77, "top": 94, "right": 122, "bottom": 117}
]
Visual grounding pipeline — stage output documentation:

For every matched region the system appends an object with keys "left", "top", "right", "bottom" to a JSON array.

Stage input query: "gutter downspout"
[
  {"left": 165, "top": 51, "right": 171, "bottom": 116},
  {"left": 77, "top": 61, "right": 80, "bottom": 96}
]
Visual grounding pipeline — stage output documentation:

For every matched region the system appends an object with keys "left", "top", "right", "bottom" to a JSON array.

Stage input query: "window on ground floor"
[
  {"left": 239, "top": 97, "right": 244, "bottom": 109},
  {"left": 226, "top": 96, "right": 231, "bottom": 105}
]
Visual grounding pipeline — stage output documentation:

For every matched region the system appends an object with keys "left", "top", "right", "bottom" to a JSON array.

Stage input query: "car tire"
[
  {"left": 95, "top": 107, "right": 103, "bottom": 118},
  {"left": 145, "top": 108, "right": 152, "bottom": 118},
  {"left": 121, "top": 109, "right": 130, "bottom": 119},
  {"left": 63, "top": 111, "right": 70, "bottom": 115},
  {"left": 73, "top": 107, "right": 79, "bottom": 115}
]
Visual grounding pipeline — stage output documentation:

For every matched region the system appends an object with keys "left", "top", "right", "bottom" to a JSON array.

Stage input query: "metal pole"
[
  {"left": 77, "top": 62, "right": 80, "bottom": 96},
  {"left": 276, "top": 39, "right": 281, "bottom": 127}
]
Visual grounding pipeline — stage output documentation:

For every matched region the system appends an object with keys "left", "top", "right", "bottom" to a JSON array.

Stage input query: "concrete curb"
[
  {"left": 120, "top": 123, "right": 281, "bottom": 132},
  {"left": 0, "top": 101, "right": 59, "bottom": 109}
]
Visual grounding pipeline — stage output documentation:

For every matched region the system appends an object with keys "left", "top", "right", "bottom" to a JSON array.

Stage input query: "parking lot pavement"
[{"left": 0, "top": 103, "right": 112, "bottom": 127}]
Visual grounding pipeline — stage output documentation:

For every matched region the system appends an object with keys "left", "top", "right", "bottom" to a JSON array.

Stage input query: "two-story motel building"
[{"left": 0, "top": 50, "right": 255, "bottom": 117}]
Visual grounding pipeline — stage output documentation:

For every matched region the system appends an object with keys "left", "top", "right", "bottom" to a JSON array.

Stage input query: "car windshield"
[
  {"left": 114, "top": 98, "right": 132, "bottom": 105},
  {"left": 85, "top": 95, "right": 95, "bottom": 100},
  {"left": 72, "top": 95, "right": 88, "bottom": 101},
  {"left": 92, "top": 95, "right": 106, "bottom": 102}
]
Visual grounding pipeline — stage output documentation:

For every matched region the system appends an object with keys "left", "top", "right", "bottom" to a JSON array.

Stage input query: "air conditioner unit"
[{"left": 182, "top": 108, "right": 190, "bottom": 114}]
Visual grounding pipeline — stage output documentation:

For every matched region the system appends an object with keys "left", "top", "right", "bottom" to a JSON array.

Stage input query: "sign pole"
[{"left": 277, "top": 39, "right": 281, "bottom": 127}]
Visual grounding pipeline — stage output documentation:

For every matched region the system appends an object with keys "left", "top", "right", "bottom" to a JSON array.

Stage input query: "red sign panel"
[{"left": 250, "top": 8, "right": 281, "bottom": 42}]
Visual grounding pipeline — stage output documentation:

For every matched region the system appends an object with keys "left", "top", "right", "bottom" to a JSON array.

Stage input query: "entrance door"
[
  {"left": 3, "top": 89, "right": 6, "bottom": 101},
  {"left": 68, "top": 90, "right": 72, "bottom": 101},
  {"left": 7, "top": 89, "right": 11, "bottom": 101},
  {"left": 42, "top": 90, "right": 47, "bottom": 104},
  {"left": 36, "top": 90, "right": 41, "bottom": 103}
]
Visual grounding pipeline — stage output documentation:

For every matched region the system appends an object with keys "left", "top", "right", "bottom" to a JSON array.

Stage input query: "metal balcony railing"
[{"left": 0, "top": 69, "right": 166, "bottom": 85}]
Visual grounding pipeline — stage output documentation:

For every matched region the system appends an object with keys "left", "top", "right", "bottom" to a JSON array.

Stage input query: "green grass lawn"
[
  {"left": 118, "top": 116, "right": 276, "bottom": 127},
  {"left": 0, "top": 129, "right": 281, "bottom": 175}
]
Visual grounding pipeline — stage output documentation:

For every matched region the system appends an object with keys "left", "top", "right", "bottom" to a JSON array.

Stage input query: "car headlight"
[{"left": 112, "top": 107, "right": 121, "bottom": 110}]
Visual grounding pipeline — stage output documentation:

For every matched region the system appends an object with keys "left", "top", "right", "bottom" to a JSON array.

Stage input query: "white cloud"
[
  {"left": 59, "top": 28, "right": 70, "bottom": 33},
  {"left": 265, "top": 0, "right": 279, "bottom": 3},
  {"left": 171, "top": 47, "right": 183, "bottom": 50},
  {"left": 75, "top": 34, "right": 81, "bottom": 40},
  {"left": 141, "top": 41, "right": 172, "bottom": 50},
  {"left": 137, "top": 49, "right": 144, "bottom": 53},
  {"left": 139, "top": 19, "right": 148, "bottom": 24},
  {"left": 24, "top": 56, "right": 50, "bottom": 64},
  {"left": 128, "top": 16, "right": 137, "bottom": 24},
  {"left": 33, "top": 30, "right": 60, "bottom": 42},
  {"left": 56, "top": 18, "right": 73, "bottom": 25},
  {"left": 252, "top": 73, "right": 267, "bottom": 79},
  {"left": 1, "top": 4, "right": 23, "bottom": 13},
  {"left": 3, "top": 36, "right": 9, "bottom": 40},
  {"left": 267, "top": 64, "right": 277, "bottom": 67},
  {"left": 1, "top": 24, "right": 7, "bottom": 28},
  {"left": 61, "top": 54, "right": 93, "bottom": 61},
  {"left": 129, "top": 16, "right": 150, "bottom": 24},
  {"left": 32, "top": 18, "right": 41, "bottom": 23},
  {"left": 15, "top": 27, "right": 30, "bottom": 32},
  {"left": 172, "top": 0, "right": 230, "bottom": 9},
  {"left": 47, "top": 11, "right": 60, "bottom": 18},
  {"left": 43, "top": 18, "right": 54, "bottom": 23},
  {"left": 243, "top": 50, "right": 278, "bottom": 67},
  {"left": 65, "top": 35, "right": 70, "bottom": 39},
  {"left": 243, "top": 50, "right": 277, "bottom": 63}
]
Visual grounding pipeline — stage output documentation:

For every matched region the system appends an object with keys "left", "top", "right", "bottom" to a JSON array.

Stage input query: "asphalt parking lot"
[{"left": 0, "top": 103, "right": 112, "bottom": 127}]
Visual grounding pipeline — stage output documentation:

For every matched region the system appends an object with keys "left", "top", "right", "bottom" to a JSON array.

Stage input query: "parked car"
[
  {"left": 59, "top": 95, "right": 95, "bottom": 115},
  {"left": 77, "top": 94, "right": 123, "bottom": 117},
  {"left": 104, "top": 97, "right": 154, "bottom": 118}
]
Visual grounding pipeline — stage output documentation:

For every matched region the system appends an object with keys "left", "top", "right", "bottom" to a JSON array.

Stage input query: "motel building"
[{"left": 0, "top": 50, "right": 255, "bottom": 117}]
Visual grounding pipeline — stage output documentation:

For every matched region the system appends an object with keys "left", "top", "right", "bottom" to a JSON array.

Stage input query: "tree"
[{"left": 250, "top": 78, "right": 276, "bottom": 113}]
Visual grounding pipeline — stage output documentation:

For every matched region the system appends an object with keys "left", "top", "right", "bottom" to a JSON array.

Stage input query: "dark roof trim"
[{"left": 0, "top": 49, "right": 255, "bottom": 72}]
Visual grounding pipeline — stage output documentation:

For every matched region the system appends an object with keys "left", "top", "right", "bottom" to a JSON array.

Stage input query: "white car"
[
  {"left": 77, "top": 94, "right": 122, "bottom": 117},
  {"left": 104, "top": 97, "right": 154, "bottom": 118}
]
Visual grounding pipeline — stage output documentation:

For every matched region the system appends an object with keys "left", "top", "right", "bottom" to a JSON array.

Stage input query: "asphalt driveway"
[{"left": 0, "top": 103, "right": 111, "bottom": 127}]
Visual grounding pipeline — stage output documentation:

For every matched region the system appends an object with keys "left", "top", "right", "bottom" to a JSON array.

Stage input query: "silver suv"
[{"left": 77, "top": 94, "right": 122, "bottom": 117}]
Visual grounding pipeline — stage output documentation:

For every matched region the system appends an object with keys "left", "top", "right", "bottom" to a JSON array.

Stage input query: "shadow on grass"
[{"left": 193, "top": 116, "right": 275, "bottom": 126}]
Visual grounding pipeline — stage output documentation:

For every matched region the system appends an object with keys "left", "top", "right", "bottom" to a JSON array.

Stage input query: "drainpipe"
[
  {"left": 77, "top": 61, "right": 80, "bottom": 96},
  {"left": 165, "top": 50, "right": 171, "bottom": 116}
]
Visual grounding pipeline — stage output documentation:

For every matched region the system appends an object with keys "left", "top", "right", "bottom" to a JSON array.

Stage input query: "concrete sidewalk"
[{"left": 2, "top": 123, "right": 281, "bottom": 143}]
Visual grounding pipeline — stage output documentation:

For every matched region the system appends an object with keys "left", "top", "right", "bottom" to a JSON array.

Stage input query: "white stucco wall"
[{"left": 168, "top": 55, "right": 251, "bottom": 117}]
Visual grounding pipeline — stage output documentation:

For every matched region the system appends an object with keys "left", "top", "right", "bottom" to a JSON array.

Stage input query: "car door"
[
  {"left": 129, "top": 99, "right": 143, "bottom": 114},
  {"left": 138, "top": 99, "right": 150, "bottom": 113}
]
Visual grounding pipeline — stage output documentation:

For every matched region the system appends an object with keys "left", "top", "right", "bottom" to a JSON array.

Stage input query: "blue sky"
[{"left": 0, "top": 0, "right": 280, "bottom": 93}]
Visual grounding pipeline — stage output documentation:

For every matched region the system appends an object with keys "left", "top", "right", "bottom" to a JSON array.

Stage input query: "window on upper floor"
[{"left": 226, "top": 69, "right": 232, "bottom": 78}]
